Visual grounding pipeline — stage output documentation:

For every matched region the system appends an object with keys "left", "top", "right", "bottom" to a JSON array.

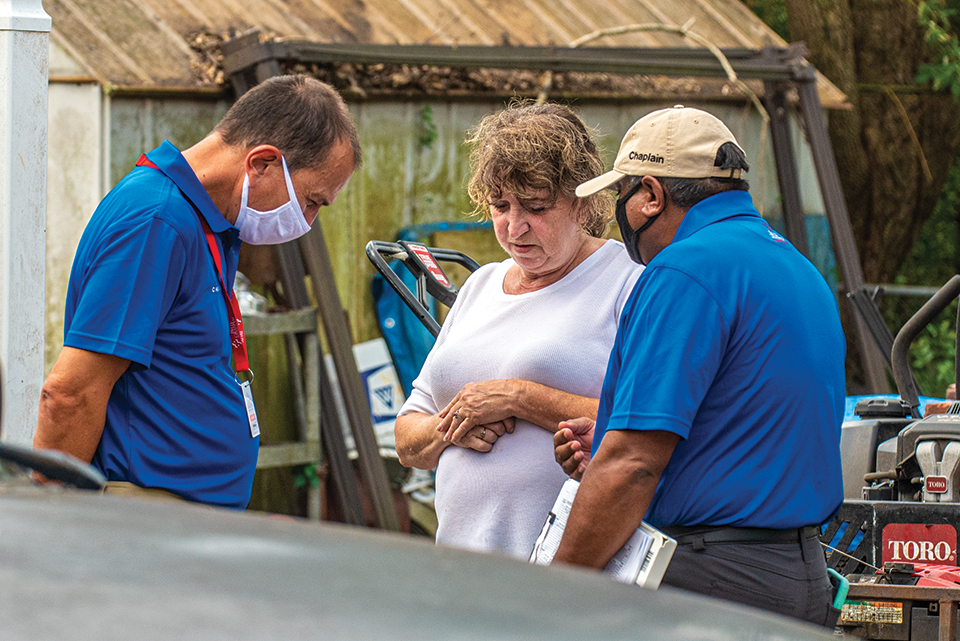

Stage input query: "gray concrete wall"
[{"left": 45, "top": 82, "right": 105, "bottom": 374}]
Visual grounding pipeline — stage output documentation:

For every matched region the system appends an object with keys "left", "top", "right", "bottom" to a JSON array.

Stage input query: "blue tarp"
[
  {"left": 843, "top": 395, "right": 948, "bottom": 423},
  {"left": 372, "top": 264, "right": 436, "bottom": 396},
  {"left": 372, "top": 221, "right": 492, "bottom": 395}
]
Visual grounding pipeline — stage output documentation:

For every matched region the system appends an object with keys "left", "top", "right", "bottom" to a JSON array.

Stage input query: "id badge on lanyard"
[
  {"left": 198, "top": 212, "right": 260, "bottom": 438},
  {"left": 137, "top": 154, "right": 260, "bottom": 438},
  {"left": 198, "top": 215, "right": 260, "bottom": 439},
  {"left": 240, "top": 379, "right": 260, "bottom": 438}
]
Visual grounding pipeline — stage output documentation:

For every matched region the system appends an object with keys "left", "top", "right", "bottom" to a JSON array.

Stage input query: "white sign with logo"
[{"left": 325, "top": 338, "right": 405, "bottom": 458}]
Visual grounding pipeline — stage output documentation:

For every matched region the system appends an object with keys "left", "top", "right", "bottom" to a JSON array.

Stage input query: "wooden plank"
[
  {"left": 939, "top": 599, "right": 957, "bottom": 641},
  {"left": 299, "top": 224, "right": 401, "bottom": 532},
  {"left": 847, "top": 583, "right": 960, "bottom": 602},
  {"left": 275, "top": 241, "right": 367, "bottom": 527},
  {"left": 243, "top": 308, "right": 318, "bottom": 336},
  {"left": 257, "top": 442, "right": 320, "bottom": 468},
  {"left": 284, "top": 333, "right": 310, "bottom": 443}
]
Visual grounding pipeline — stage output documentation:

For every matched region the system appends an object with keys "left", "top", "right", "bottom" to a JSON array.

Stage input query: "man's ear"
[
  {"left": 244, "top": 145, "right": 281, "bottom": 185},
  {"left": 639, "top": 176, "right": 666, "bottom": 219}
]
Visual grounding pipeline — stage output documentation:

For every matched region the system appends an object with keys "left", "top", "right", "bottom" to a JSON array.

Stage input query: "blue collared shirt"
[
  {"left": 65, "top": 141, "right": 257, "bottom": 508},
  {"left": 593, "top": 190, "right": 846, "bottom": 528}
]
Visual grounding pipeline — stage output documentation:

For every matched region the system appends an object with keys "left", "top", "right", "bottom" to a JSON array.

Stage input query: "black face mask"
[{"left": 615, "top": 180, "right": 660, "bottom": 265}]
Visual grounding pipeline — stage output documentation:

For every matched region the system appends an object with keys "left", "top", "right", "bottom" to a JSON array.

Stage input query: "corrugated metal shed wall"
[
  {"left": 102, "top": 96, "right": 826, "bottom": 348},
  {"left": 46, "top": 0, "right": 786, "bottom": 90},
  {"left": 44, "top": 0, "right": 845, "bottom": 371}
]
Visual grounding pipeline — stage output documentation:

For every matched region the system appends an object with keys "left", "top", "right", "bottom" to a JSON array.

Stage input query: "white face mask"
[{"left": 235, "top": 155, "right": 311, "bottom": 245}]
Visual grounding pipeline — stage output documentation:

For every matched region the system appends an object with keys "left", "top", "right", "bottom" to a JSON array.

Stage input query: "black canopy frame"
[{"left": 221, "top": 32, "right": 890, "bottom": 393}]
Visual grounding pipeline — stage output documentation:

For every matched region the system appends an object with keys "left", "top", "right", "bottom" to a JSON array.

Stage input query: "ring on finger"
[
  {"left": 453, "top": 410, "right": 461, "bottom": 419},
  {"left": 480, "top": 427, "right": 487, "bottom": 440}
]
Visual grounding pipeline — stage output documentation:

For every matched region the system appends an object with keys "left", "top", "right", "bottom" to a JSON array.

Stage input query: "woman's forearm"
[
  {"left": 513, "top": 380, "right": 599, "bottom": 433},
  {"left": 394, "top": 411, "right": 450, "bottom": 469}
]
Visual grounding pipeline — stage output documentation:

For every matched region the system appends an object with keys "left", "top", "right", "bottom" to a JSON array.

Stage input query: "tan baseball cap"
[{"left": 576, "top": 105, "right": 745, "bottom": 197}]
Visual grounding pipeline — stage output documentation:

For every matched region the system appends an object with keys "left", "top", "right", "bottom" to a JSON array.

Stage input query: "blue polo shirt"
[
  {"left": 593, "top": 190, "right": 845, "bottom": 529},
  {"left": 65, "top": 141, "right": 257, "bottom": 508}
]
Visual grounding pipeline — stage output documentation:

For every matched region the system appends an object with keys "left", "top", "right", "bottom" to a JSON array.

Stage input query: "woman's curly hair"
[{"left": 465, "top": 101, "right": 613, "bottom": 238}]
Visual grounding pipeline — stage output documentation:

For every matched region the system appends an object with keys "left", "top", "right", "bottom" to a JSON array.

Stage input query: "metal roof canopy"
[{"left": 222, "top": 31, "right": 889, "bottom": 393}]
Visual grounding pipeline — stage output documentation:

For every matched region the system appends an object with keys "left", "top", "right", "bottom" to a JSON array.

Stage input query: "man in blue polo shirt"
[
  {"left": 552, "top": 106, "right": 845, "bottom": 626},
  {"left": 34, "top": 75, "right": 360, "bottom": 508}
]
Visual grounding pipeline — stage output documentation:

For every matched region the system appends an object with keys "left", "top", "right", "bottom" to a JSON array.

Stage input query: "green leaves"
[
  {"left": 909, "top": 308, "right": 957, "bottom": 398},
  {"left": 917, "top": 0, "right": 960, "bottom": 98},
  {"left": 742, "top": 0, "right": 789, "bottom": 41},
  {"left": 293, "top": 463, "right": 320, "bottom": 490},
  {"left": 418, "top": 105, "right": 438, "bottom": 148}
]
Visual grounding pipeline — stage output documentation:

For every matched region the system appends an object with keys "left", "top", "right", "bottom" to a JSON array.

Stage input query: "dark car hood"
[{"left": 0, "top": 488, "right": 835, "bottom": 640}]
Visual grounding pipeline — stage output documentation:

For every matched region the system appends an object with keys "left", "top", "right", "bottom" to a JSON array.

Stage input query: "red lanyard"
[{"left": 136, "top": 154, "right": 250, "bottom": 374}]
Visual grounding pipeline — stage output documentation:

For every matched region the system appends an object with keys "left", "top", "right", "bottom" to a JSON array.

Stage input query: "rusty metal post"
[
  {"left": 763, "top": 81, "right": 809, "bottom": 258},
  {"left": 795, "top": 63, "right": 890, "bottom": 393}
]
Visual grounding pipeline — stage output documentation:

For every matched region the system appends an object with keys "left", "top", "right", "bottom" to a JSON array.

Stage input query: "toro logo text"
[{"left": 883, "top": 524, "right": 958, "bottom": 565}]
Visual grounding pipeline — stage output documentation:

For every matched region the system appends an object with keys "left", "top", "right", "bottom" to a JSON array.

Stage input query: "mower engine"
[
  {"left": 826, "top": 278, "right": 960, "bottom": 641},
  {"left": 846, "top": 400, "right": 960, "bottom": 503},
  {"left": 827, "top": 276, "right": 960, "bottom": 587}
]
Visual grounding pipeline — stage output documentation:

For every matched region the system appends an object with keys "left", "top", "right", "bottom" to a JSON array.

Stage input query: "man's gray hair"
[
  {"left": 657, "top": 142, "right": 750, "bottom": 209},
  {"left": 215, "top": 74, "right": 361, "bottom": 172}
]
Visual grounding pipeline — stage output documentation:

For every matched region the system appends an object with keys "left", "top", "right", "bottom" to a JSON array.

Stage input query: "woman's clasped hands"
[{"left": 437, "top": 379, "right": 518, "bottom": 452}]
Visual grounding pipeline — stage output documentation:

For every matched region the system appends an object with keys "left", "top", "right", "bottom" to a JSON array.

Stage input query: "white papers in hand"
[{"left": 529, "top": 478, "right": 676, "bottom": 589}]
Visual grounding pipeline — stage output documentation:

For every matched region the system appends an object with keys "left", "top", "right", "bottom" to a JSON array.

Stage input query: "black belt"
[{"left": 661, "top": 525, "right": 821, "bottom": 546}]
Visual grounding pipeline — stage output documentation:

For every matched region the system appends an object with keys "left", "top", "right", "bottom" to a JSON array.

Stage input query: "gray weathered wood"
[{"left": 299, "top": 226, "right": 400, "bottom": 532}]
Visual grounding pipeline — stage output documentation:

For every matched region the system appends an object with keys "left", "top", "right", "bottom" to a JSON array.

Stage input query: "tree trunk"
[{"left": 785, "top": 0, "right": 960, "bottom": 286}]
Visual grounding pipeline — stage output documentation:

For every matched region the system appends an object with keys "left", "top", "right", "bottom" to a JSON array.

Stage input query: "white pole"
[{"left": 0, "top": 0, "right": 51, "bottom": 444}]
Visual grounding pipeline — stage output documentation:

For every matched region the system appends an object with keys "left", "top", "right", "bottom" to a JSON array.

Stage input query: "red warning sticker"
[{"left": 409, "top": 244, "right": 450, "bottom": 287}]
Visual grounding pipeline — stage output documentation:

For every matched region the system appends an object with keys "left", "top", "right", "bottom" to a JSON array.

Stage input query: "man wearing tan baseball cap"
[
  {"left": 577, "top": 104, "right": 746, "bottom": 265},
  {"left": 552, "top": 106, "right": 846, "bottom": 627}
]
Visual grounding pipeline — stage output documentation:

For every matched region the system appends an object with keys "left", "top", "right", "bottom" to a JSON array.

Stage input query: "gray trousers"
[{"left": 660, "top": 529, "right": 836, "bottom": 627}]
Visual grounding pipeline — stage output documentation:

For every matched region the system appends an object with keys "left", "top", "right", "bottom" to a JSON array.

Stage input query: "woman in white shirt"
[{"left": 395, "top": 102, "right": 642, "bottom": 559}]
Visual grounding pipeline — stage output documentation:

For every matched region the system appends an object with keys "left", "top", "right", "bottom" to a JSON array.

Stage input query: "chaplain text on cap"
[{"left": 575, "top": 105, "right": 744, "bottom": 197}]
